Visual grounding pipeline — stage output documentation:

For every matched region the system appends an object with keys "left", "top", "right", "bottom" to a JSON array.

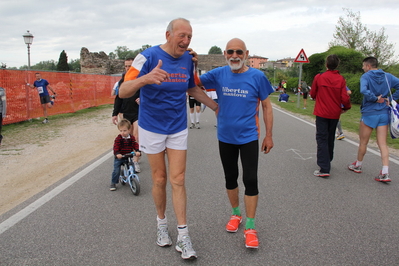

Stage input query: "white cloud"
[{"left": 0, "top": 0, "right": 399, "bottom": 67}]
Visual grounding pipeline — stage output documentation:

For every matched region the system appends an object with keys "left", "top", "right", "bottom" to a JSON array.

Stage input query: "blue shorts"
[{"left": 361, "top": 114, "right": 389, "bottom": 128}]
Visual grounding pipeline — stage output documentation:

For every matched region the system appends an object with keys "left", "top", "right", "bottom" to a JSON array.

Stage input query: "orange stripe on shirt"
[{"left": 125, "top": 66, "right": 140, "bottom": 81}]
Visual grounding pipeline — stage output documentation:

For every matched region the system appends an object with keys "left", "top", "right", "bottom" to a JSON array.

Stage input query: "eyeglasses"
[{"left": 226, "top": 49, "right": 244, "bottom": 55}]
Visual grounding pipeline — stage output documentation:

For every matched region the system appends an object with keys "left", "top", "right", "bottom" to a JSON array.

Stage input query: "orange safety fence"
[{"left": 0, "top": 69, "right": 120, "bottom": 125}]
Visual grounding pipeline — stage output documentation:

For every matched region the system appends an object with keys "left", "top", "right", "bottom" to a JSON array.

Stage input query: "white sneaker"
[
  {"left": 42, "top": 118, "right": 49, "bottom": 124},
  {"left": 175, "top": 235, "right": 197, "bottom": 260},
  {"left": 156, "top": 225, "right": 172, "bottom": 247},
  {"left": 133, "top": 161, "right": 141, "bottom": 173}
]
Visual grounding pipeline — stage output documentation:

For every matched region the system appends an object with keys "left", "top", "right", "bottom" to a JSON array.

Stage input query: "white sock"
[
  {"left": 177, "top": 225, "right": 188, "bottom": 240},
  {"left": 382, "top": 166, "right": 389, "bottom": 174},
  {"left": 196, "top": 112, "right": 201, "bottom": 123},
  {"left": 356, "top": 160, "right": 362, "bottom": 167},
  {"left": 190, "top": 113, "right": 195, "bottom": 124},
  {"left": 157, "top": 216, "right": 167, "bottom": 227}
]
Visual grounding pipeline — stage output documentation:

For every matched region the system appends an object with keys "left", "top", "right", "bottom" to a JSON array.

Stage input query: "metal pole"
[
  {"left": 297, "top": 63, "right": 303, "bottom": 108},
  {"left": 27, "top": 44, "right": 31, "bottom": 70}
]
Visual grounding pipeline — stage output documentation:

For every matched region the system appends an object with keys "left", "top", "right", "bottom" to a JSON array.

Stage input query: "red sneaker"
[
  {"left": 244, "top": 229, "right": 259, "bottom": 249},
  {"left": 225, "top": 215, "right": 242, "bottom": 232}
]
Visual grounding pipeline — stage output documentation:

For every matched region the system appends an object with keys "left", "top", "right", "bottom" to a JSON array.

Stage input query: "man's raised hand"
[{"left": 147, "top": 60, "right": 169, "bottom": 85}]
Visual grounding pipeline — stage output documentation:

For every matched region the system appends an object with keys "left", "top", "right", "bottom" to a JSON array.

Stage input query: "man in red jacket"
[{"left": 310, "top": 54, "right": 351, "bottom": 177}]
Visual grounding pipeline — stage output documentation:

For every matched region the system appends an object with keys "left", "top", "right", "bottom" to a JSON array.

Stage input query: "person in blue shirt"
[
  {"left": 348, "top": 57, "right": 399, "bottom": 182},
  {"left": 26, "top": 73, "right": 56, "bottom": 124},
  {"left": 278, "top": 91, "right": 289, "bottom": 102},
  {"left": 199, "top": 38, "right": 274, "bottom": 249},
  {"left": 119, "top": 18, "right": 218, "bottom": 260}
]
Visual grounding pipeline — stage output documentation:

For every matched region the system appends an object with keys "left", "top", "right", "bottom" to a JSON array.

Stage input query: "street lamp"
[
  {"left": 22, "top": 30, "right": 34, "bottom": 70},
  {"left": 273, "top": 66, "right": 276, "bottom": 87}
]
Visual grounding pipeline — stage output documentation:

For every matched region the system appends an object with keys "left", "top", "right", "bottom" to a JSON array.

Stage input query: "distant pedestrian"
[
  {"left": 348, "top": 57, "right": 399, "bottom": 182},
  {"left": 278, "top": 91, "right": 289, "bottom": 102},
  {"left": 188, "top": 92, "right": 202, "bottom": 129},
  {"left": 300, "top": 80, "right": 309, "bottom": 109},
  {"left": 26, "top": 73, "right": 56, "bottom": 124},
  {"left": 0, "top": 87, "right": 6, "bottom": 146},
  {"left": 310, "top": 54, "right": 351, "bottom": 177}
]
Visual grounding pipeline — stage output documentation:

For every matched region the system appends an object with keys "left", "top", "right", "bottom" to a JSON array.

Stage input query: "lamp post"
[
  {"left": 273, "top": 66, "right": 276, "bottom": 87},
  {"left": 22, "top": 30, "right": 34, "bottom": 70}
]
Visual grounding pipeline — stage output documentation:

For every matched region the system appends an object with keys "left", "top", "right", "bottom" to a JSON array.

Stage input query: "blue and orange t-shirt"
[{"left": 124, "top": 45, "right": 196, "bottom": 134}]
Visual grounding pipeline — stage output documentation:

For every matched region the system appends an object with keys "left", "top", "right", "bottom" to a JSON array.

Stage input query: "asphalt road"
[{"left": 1, "top": 104, "right": 399, "bottom": 266}]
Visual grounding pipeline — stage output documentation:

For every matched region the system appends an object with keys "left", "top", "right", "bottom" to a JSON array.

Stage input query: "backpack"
[{"left": 301, "top": 81, "right": 309, "bottom": 92}]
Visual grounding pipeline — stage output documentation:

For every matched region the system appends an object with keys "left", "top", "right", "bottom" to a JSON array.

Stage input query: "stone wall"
[
  {"left": 80, "top": 47, "right": 124, "bottom": 75},
  {"left": 197, "top": 54, "right": 227, "bottom": 74}
]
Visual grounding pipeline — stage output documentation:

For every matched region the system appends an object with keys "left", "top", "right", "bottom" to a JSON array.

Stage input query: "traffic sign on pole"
[{"left": 294, "top": 49, "right": 310, "bottom": 63}]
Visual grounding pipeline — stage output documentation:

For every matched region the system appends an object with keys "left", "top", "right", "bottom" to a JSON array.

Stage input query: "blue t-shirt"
[
  {"left": 33, "top": 79, "right": 50, "bottom": 96},
  {"left": 126, "top": 45, "right": 196, "bottom": 134},
  {"left": 200, "top": 66, "right": 274, "bottom": 145}
]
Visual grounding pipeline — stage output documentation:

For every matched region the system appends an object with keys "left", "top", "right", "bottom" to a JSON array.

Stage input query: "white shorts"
[{"left": 138, "top": 126, "right": 188, "bottom": 154}]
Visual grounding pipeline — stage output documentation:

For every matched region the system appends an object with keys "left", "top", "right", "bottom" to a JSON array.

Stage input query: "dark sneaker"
[
  {"left": 375, "top": 172, "right": 391, "bottom": 183},
  {"left": 109, "top": 184, "right": 117, "bottom": 191},
  {"left": 175, "top": 235, "right": 197, "bottom": 260},
  {"left": 189, "top": 123, "right": 195, "bottom": 129},
  {"left": 348, "top": 162, "right": 362, "bottom": 173},
  {"left": 313, "top": 170, "right": 330, "bottom": 177}
]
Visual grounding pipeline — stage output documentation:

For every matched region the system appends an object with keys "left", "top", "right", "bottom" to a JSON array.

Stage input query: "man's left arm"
[
  {"left": 187, "top": 86, "right": 219, "bottom": 112},
  {"left": 261, "top": 97, "right": 274, "bottom": 154},
  {"left": 47, "top": 84, "right": 56, "bottom": 95}
]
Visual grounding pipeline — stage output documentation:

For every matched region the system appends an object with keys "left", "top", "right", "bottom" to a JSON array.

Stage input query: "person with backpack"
[{"left": 301, "top": 80, "right": 309, "bottom": 109}]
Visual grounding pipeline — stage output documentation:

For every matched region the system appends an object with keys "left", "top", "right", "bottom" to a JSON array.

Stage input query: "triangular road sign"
[{"left": 294, "top": 49, "right": 310, "bottom": 63}]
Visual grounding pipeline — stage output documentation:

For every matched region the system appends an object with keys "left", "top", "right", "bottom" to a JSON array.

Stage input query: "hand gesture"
[{"left": 145, "top": 60, "right": 169, "bottom": 85}]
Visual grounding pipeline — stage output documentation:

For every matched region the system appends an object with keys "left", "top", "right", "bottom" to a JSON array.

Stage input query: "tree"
[
  {"left": 20, "top": 60, "right": 57, "bottom": 71},
  {"left": 114, "top": 46, "right": 136, "bottom": 60},
  {"left": 68, "top": 59, "right": 80, "bottom": 72},
  {"left": 208, "top": 46, "right": 222, "bottom": 54},
  {"left": 329, "top": 8, "right": 397, "bottom": 66},
  {"left": 57, "top": 50, "right": 70, "bottom": 71}
]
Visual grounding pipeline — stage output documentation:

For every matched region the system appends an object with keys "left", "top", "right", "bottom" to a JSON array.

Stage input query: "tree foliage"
[
  {"left": 112, "top": 45, "right": 152, "bottom": 60},
  {"left": 303, "top": 46, "right": 364, "bottom": 104},
  {"left": 68, "top": 59, "right": 80, "bottom": 72},
  {"left": 57, "top": 50, "right": 69, "bottom": 71},
  {"left": 329, "top": 8, "right": 396, "bottom": 66},
  {"left": 20, "top": 60, "right": 57, "bottom": 71},
  {"left": 208, "top": 46, "right": 222, "bottom": 54}
]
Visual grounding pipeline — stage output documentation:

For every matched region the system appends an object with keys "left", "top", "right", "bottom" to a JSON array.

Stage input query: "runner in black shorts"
[{"left": 188, "top": 95, "right": 201, "bottom": 129}]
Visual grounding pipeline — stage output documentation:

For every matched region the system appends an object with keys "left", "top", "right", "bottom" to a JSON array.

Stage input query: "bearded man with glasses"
[{"left": 198, "top": 38, "right": 274, "bottom": 249}]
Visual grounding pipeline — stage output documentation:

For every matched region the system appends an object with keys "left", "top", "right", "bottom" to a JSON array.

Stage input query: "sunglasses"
[{"left": 226, "top": 49, "right": 244, "bottom": 55}]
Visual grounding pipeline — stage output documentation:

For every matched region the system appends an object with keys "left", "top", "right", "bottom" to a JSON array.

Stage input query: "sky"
[{"left": 1, "top": 0, "right": 399, "bottom": 68}]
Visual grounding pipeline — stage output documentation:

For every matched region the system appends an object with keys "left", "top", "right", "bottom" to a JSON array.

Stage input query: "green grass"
[{"left": 270, "top": 92, "right": 399, "bottom": 150}]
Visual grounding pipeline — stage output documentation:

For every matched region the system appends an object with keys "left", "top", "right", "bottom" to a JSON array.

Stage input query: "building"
[{"left": 248, "top": 55, "right": 269, "bottom": 69}]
